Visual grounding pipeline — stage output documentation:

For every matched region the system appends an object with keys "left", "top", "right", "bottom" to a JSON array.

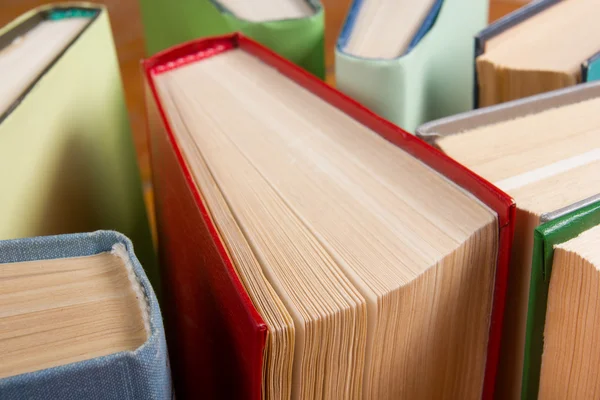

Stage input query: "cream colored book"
[
  {"left": 143, "top": 35, "right": 514, "bottom": 399},
  {"left": 418, "top": 82, "right": 600, "bottom": 400}
]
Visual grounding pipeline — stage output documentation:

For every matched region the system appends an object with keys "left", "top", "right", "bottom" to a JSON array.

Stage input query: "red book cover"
[{"left": 142, "top": 33, "right": 516, "bottom": 400}]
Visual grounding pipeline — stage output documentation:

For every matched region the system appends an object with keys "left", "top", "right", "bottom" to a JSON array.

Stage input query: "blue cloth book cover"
[{"left": 0, "top": 231, "right": 172, "bottom": 400}]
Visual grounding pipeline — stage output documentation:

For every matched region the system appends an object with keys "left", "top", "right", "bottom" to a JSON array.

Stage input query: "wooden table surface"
[{"left": 1, "top": 0, "right": 528, "bottom": 225}]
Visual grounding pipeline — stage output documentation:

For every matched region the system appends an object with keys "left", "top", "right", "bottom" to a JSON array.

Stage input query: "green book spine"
[{"left": 521, "top": 200, "right": 600, "bottom": 399}]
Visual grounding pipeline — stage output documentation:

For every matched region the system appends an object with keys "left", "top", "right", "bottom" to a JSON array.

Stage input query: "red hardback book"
[{"left": 142, "top": 33, "right": 516, "bottom": 400}]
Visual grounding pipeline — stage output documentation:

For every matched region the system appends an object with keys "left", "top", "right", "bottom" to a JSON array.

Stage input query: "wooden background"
[{"left": 1, "top": 0, "right": 529, "bottom": 219}]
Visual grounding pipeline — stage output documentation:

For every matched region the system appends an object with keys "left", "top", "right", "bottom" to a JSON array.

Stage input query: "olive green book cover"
[{"left": 0, "top": 3, "right": 159, "bottom": 292}]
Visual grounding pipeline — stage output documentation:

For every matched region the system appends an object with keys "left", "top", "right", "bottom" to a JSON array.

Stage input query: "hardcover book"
[
  {"left": 417, "top": 81, "right": 600, "bottom": 400},
  {"left": 138, "top": 0, "right": 325, "bottom": 78},
  {"left": 523, "top": 197, "right": 600, "bottom": 399},
  {"left": 143, "top": 33, "right": 515, "bottom": 399},
  {"left": 0, "top": 230, "right": 172, "bottom": 400},
  {"left": 474, "top": 0, "right": 600, "bottom": 107},
  {"left": 335, "top": 0, "right": 488, "bottom": 132},
  {"left": 0, "top": 4, "right": 158, "bottom": 288}
]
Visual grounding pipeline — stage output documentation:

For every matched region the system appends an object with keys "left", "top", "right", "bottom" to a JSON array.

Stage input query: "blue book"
[{"left": 0, "top": 231, "right": 172, "bottom": 400}]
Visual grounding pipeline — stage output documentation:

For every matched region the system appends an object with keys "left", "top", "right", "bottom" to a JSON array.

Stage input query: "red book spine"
[{"left": 144, "top": 78, "right": 266, "bottom": 400}]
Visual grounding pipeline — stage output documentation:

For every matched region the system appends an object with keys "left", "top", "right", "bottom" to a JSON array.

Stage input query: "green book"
[
  {"left": 138, "top": 0, "right": 325, "bottom": 79},
  {"left": 335, "top": 0, "right": 488, "bottom": 133},
  {"left": 522, "top": 196, "right": 600, "bottom": 400},
  {"left": 0, "top": 4, "right": 158, "bottom": 292}
]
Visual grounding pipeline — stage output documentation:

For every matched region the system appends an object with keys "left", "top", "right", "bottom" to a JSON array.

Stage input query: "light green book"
[
  {"left": 335, "top": 0, "right": 488, "bottom": 133},
  {"left": 138, "top": 0, "right": 325, "bottom": 79},
  {"left": 0, "top": 3, "right": 158, "bottom": 291}
]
